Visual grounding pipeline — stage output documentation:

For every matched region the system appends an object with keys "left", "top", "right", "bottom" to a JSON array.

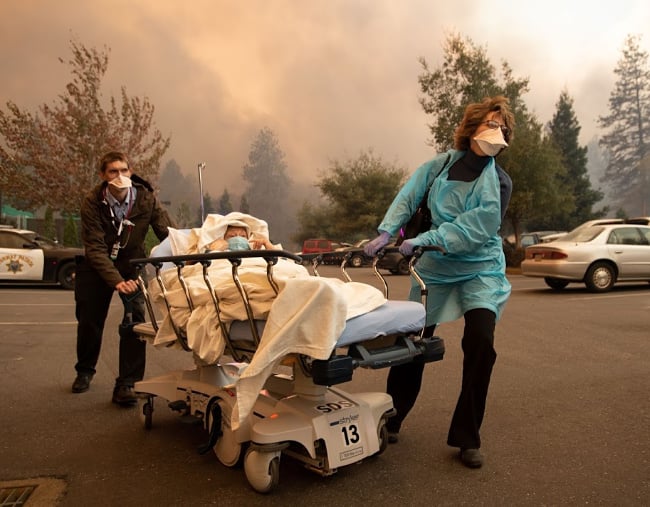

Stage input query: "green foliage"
[
  {"left": 295, "top": 150, "right": 406, "bottom": 242},
  {"left": 198, "top": 193, "right": 217, "bottom": 225},
  {"left": 240, "top": 195, "right": 250, "bottom": 214},
  {"left": 218, "top": 189, "right": 233, "bottom": 214},
  {"left": 418, "top": 32, "right": 575, "bottom": 241},
  {"left": 242, "top": 127, "right": 292, "bottom": 243},
  {"left": 63, "top": 215, "right": 80, "bottom": 247},
  {"left": 144, "top": 227, "right": 160, "bottom": 256},
  {"left": 598, "top": 34, "right": 650, "bottom": 215},
  {"left": 418, "top": 33, "right": 529, "bottom": 151},
  {"left": 158, "top": 159, "right": 200, "bottom": 228},
  {"left": 0, "top": 38, "right": 170, "bottom": 215},
  {"left": 540, "top": 90, "right": 607, "bottom": 230},
  {"left": 43, "top": 207, "right": 56, "bottom": 240}
]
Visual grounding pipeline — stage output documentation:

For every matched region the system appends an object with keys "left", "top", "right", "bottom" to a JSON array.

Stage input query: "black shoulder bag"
[{"left": 395, "top": 153, "right": 451, "bottom": 246}]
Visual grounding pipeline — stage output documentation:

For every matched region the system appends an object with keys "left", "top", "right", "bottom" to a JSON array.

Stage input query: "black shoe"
[
  {"left": 112, "top": 385, "right": 138, "bottom": 406},
  {"left": 387, "top": 431, "right": 399, "bottom": 444},
  {"left": 459, "top": 448, "right": 483, "bottom": 468},
  {"left": 72, "top": 374, "right": 93, "bottom": 393}
]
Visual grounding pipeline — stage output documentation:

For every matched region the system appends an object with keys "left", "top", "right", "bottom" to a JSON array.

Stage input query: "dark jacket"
[{"left": 80, "top": 174, "right": 175, "bottom": 288}]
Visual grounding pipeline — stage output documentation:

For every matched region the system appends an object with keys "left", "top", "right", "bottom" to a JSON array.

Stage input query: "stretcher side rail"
[
  {"left": 296, "top": 246, "right": 446, "bottom": 385},
  {"left": 130, "top": 246, "right": 444, "bottom": 384},
  {"left": 130, "top": 249, "right": 302, "bottom": 361}
]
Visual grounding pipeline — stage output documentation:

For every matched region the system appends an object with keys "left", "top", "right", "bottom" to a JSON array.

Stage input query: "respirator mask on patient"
[{"left": 227, "top": 236, "right": 251, "bottom": 251}]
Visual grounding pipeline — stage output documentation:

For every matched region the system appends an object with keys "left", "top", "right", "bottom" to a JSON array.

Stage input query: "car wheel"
[
  {"left": 349, "top": 254, "right": 364, "bottom": 268},
  {"left": 584, "top": 262, "right": 616, "bottom": 292},
  {"left": 58, "top": 262, "right": 76, "bottom": 290},
  {"left": 544, "top": 277, "right": 569, "bottom": 290},
  {"left": 396, "top": 258, "right": 410, "bottom": 275}
]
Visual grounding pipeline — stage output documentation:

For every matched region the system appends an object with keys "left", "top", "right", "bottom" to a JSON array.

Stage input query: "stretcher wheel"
[
  {"left": 376, "top": 418, "right": 388, "bottom": 455},
  {"left": 244, "top": 448, "right": 281, "bottom": 494},
  {"left": 139, "top": 396, "right": 154, "bottom": 430},
  {"left": 212, "top": 400, "right": 245, "bottom": 467}
]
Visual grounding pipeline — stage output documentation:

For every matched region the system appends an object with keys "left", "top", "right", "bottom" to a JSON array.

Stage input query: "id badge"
[{"left": 110, "top": 242, "right": 120, "bottom": 260}]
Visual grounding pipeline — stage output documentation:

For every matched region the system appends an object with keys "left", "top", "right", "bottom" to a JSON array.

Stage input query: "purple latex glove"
[
  {"left": 398, "top": 239, "right": 418, "bottom": 256},
  {"left": 364, "top": 231, "right": 391, "bottom": 256}
]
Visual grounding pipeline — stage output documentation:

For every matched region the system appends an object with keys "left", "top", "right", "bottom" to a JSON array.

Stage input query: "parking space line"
[
  {"left": 566, "top": 293, "right": 650, "bottom": 301},
  {"left": 0, "top": 321, "right": 77, "bottom": 325},
  {"left": 0, "top": 303, "right": 74, "bottom": 306}
]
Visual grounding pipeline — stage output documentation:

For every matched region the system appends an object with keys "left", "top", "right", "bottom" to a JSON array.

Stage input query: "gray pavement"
[{"left": 0, "top": 271, "right": 648, "bottom": 506}]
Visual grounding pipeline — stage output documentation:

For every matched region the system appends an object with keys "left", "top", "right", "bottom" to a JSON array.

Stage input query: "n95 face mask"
[
  {"left": 108, "top": 175, "right": 132, "bottom": 189},
  {"left": 227, "top": 236, "right": 251, "bottom": 251},
  {"left": 474, "top": 128, "right": 508, "bottom": 157}
]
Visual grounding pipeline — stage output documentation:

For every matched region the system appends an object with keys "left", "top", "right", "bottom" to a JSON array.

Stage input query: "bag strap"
[{"left": 417, "top": 152, "right": 451, "bottom": 210}]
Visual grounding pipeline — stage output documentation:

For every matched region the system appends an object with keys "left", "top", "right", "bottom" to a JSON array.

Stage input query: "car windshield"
[
  {"left": 23, "top": 232, "right": 59, "bottom": 249},
  {"left": 560, "top": 225, "right": 604, "bottom": 243}
]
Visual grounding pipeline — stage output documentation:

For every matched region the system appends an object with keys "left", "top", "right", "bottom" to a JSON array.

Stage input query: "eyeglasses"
[{"left": 482, "top": 120, "right": 510, "bottom": 137}]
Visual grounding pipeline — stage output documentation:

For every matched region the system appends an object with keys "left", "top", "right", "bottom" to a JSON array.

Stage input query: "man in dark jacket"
[{"left": 71, "top": 151, "right": 175, "bottom": 405}]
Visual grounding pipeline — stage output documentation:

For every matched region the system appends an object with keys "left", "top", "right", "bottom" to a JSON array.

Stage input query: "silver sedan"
[{"left": 520, "top": 218, "right": 650, "bottom": 292}]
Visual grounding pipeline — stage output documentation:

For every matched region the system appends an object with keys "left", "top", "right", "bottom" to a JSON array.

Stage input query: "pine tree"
[
  {"left": 417, "top": 32, "right": 572, "bottom": 240},
  {"left": 547, "top": 90, "right": 607, "bottom": 229},
  {"left": 242, "top": 127, "right": 291, "bottom": 243},
  {"left": 218, "top": 189, "right": 233, "bottom": 214},
  {"left": 598, "top": 34, "right": 650, "bottom": 215}
]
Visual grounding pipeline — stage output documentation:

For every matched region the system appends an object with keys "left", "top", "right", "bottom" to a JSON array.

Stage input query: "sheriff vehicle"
[{"left": 0, "top": 226, "right": 83, "bottom": 290}]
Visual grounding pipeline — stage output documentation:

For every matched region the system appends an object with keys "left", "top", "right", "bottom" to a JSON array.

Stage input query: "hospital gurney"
[{"left": 129, "top": 245, "right": 445, "bottom": 493}]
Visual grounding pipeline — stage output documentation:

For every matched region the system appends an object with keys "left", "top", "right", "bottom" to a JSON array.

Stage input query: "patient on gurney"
[{"left": 146, "top": 212, "right": 391, "bottom": 427}]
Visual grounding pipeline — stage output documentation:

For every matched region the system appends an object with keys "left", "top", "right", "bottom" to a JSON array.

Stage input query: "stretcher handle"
[{"left": 130, "top": 248, "right": 303, "bottom": 267}]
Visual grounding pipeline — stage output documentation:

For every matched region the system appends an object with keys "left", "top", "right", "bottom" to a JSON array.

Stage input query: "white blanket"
[
  {"left": 167, "top": 212, "right": 274, "bottom": 255},
  {"left": 148, "top": 256, "right": 386, "bottom": 429}
]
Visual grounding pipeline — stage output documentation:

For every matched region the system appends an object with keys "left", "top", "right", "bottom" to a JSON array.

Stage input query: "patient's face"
[{"left": 224, "top": 226, "right": 248, "bottom": 239}]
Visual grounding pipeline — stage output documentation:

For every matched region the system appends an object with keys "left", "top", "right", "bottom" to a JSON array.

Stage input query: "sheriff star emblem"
[{"left": 6, "top": 259, "right": 23, "bottom": 273}]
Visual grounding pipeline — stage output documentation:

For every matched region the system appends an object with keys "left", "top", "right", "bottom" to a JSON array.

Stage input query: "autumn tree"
[
  {"left": 242, "top": 127, "right": 291, "bottom": 243},
  {"left": 544, "top": 90, "right": 606, "bottom": 230},
  {"left": 295, "top": 150, "right": 406, "bottom": 242},
  {"left": 0, "top": 39, "right": 170, "bottom": 215},
  {"left": 598, "top": 34, "right": 650, "bottom": 216},
  {"left": 418, "top": 32, "right": 572, "bottom": 240}
]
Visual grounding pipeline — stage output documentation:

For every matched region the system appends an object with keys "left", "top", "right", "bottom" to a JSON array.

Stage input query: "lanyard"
[
  {"left": 104, "top": 187, "right": 134, "bottom": 230},
  {"left": 103, "top": 187, "right": 135, "bottom": 259}
]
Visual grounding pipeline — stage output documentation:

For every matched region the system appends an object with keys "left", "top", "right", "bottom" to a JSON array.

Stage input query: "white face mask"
[
  {"left": 108, "top": 175, "right": 132, "bottom": 189},
  {"left": 474, "top": 127, "right": 508, "bottom": 157}
]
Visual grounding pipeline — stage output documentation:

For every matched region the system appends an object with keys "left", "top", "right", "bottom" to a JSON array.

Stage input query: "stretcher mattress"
[{"left": 229, "top": 299, "right": 425, "bottom": 347}]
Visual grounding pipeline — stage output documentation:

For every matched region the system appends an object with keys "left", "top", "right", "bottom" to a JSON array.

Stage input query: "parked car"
[
  {"left": 324, "top": 239, "right": 372, "bottom": 267},
  {"left": 0, "top": 227, "right": 83, "bottom": 290},
  {"left": 520, "top": 230, "right": 567, "bottom": 248},
  {"left": 375, "top": 243, "right": 411, "bottom": 275},
  {"left": 521, "top": 217, "right": 650, "bottom": 292}
]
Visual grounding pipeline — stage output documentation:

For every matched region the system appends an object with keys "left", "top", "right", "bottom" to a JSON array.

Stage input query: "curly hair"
[{"left": 454, "top": 96, "right": 515, "bottom": 151}]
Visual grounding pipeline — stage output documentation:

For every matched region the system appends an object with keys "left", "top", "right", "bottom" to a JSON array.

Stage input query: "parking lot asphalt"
[{"left": 0, "top": 270, "right": 648, "bottom": 506}]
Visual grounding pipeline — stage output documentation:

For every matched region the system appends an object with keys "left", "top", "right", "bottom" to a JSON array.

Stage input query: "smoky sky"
[{"left": 1, "top": 0, "right": 649, "bottom": 198}]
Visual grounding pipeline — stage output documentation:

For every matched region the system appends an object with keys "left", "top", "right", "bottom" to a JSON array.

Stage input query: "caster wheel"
[
  {"left": 376, "top": 418, "right": 388, "bottom": 456},
  {"left": 213, "top": 400, "right": 245, "bottom": 467},
  {"left": 244, "top": 448, "right": 281, "bottom": 494},
  {"left": 139, "top": 396, "right": 154, "bottom": 430}
]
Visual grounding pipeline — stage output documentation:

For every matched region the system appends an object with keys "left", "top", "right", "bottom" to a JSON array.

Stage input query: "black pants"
[
  {"left": 74, "top": 263, "right": 146, "bottom": 387},
  {"left": 386, "top": 308, "right": 497, "bottom": 449}
]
